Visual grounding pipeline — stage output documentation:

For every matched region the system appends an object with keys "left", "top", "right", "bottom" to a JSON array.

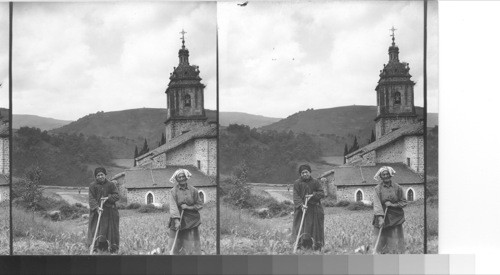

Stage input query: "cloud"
[
  {"left": 13, "top": 2, "right": 216, "bottom": 120},
  {"left": 219, "top": 1, "right": 432, "bottom": 117}
]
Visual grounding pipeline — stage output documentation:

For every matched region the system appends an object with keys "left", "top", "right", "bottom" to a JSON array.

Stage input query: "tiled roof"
[
  {"left": 333, "top": 163, "right": 423, "bottom": 186},
  {"left": 0, "top": 175, "right": 9, "bottom": 185},
  {"left": 346, "top": 121, "right": 423, "bottom": 159},
  {"left": 136, "top": 125, "right": 216, "bottom": 161},
  {"left": 121, "top": 165, "right": 215, "bottom": 189}
]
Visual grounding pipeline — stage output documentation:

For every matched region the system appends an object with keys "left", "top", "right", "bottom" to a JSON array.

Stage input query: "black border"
[
  {"left": 8, "top": 1, "right": 13, "bottom": 257},
  {"left": 423, "top": 0, "right": 428, "bottom": 254},
  {"left": 215, "top": 4, "right": 220, "bottom": 256}
]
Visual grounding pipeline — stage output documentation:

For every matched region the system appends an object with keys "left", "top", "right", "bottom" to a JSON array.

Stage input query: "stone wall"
[
  {"left": 127, "top": 186, "right": 216, "bottom": 205},
  {"left": 0, "top": 185, "right": 9, "bottom": 202},
  {"left": 163, "top": 141, "right": 194, "bottom": 167},
  {"left": 404, "top": 136, "right": 424, "bottom": 174},
  {"left": 0, "top": 137, "right": 9, "bottom": 175},
  {"left": 375, "top": 138, "right": 405, "bottom": 163},
  {"left": 336, "top": 183, "right": 424, "bottom": 203},
  {"left": 165, "top": 119, "right": 206, "bottom": 140},
  {"left": 346, "top": 150, "right": 375, "bottom": 166},
  {"left": 375, "top": 116, "right": 418, "bottom": 140},
  {"left": 194, "top": 138, "right": 217, "bottom": 176}
]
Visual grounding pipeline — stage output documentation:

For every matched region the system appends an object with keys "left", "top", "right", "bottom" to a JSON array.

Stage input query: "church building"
[
  {"left": 113, "top": 31, "right": 217, "bottom": 206},
  {"left": 328, "top": 29, "right": 424, "bottom": 203}
]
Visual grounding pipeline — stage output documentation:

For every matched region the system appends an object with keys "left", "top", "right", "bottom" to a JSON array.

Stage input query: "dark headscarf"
[
  {"left": 298, "top": 164, "right": 312, "bottom": 174},
  {"left": 94, "top": 167, "right": 107, "bottom": 177}
]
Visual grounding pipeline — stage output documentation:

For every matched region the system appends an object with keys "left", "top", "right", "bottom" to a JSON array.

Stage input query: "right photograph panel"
[{"left": 219, "top": 1, "right": 428, "bottom": 254}]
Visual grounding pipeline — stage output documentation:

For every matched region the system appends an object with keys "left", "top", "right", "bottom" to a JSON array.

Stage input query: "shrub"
[
  {"left": 322, "top": 196, "right": 337, "bottom": 207},
  {"left": 58, "top": 204, "right": 86, "bottom": 220},
  {"left": 346, "top": 201, "right": 372, "bottom": 211},
  {"left": 137, "top": 204, "right": 169, "bottom": 213},
  {"left": 137, "top": 204, "right": 157, "bottom": 213},
  {"left": 127, "top": 203, "right": 141, "bottom": 210},
  {"left": 335, "top": 200, "right": 350, "bottom": 207},
  {"left": 267, "top": 201, "right": 293, "bottom": 218}
]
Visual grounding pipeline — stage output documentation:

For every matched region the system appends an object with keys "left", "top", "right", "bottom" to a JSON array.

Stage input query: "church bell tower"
[
  {"left": 374, "top": 27, "right": 418, "bottom": 140},
  {"left": 165, "top": 30, "right": 208, "bottom": 140}
]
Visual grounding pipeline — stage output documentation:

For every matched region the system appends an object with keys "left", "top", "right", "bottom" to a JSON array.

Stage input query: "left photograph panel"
[
  {"left": 0, "top": 2, "right": 10, "bottom": 256},
  {"left": 12, "top": 2, "right": 217, "bottom": 255}
]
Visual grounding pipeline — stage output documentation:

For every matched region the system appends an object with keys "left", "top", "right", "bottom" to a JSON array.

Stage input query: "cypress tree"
[
  {"left": 370, "top": 130, "right": 376, "bottom": 143},
  {"left": 140, "top": 139, "right": 149, "bottom": 155}
]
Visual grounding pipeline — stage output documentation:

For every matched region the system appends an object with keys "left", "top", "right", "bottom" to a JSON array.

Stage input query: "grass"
[
  {"left": 13, "top": 202, "right": 217, "bottom": 255},
  {"left": 0, "top": 202, "right": 10, "bottom": 255},
  {"left": 221, "top": 200, "right": 425, "bottom": 255}
]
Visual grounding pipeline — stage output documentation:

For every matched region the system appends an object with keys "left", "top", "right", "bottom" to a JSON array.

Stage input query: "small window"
[
  {"left": 197, "top": 160, "right": 201, "bottom": 169},
  {"left": 198, "top": 190, "right": 205, "bottom": 204},
  {"left": 394, "top": 91, "right": 401, "bottom": 104},
  {"left": 407, "top": 189, "right": 414, "bottom": 201},
  {"left": 147, "top": 193, "right": 154, "bottom": 204},
  {"left": 184, "top": 94, "right": 191, "bottom": 107},
  {"left": 407, "top": 157, "right": 411, "bottom": 167},
  {"left": 356, "top": 190, "right": 363, "bottom": 202}
]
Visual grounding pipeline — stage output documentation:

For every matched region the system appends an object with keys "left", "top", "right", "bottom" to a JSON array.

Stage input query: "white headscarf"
[
  {"left": 373, "top": 166, "right": 396, "bottom": 181},
  {"left": 169, "top": 168, "right": 192, "bottom": 183}
]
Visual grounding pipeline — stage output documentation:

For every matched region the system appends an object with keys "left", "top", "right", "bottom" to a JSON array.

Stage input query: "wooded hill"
[{"left": 260, "top": 105, "right": 436, "bottom": 155}]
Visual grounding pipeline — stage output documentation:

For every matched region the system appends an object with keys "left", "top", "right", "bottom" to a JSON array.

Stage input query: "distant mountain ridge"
[
  {"left": 219, "top": 112, "right": 281, "bottom": 128},
  {"left": 13, "top": 114, "right": 72, "bottom": 131}
]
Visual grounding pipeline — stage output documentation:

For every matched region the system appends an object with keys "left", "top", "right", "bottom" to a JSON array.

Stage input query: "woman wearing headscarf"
[
  {"left": 167, "top": 168, "right": 203, "bottom": 255},
  {"left": 87, "top": 167, "right": 120, "bottom": 254},
  {"left": 291, "top": 164, "right": 325, "bottom": 251},
  {"left": 372, "top": 166, "right": 407, "bottom": 254}
]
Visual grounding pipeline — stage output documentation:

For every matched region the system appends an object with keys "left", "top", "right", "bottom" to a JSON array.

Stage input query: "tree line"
[
  {"left": 13, "top": 127, "right": 113, "bottom": 186},
  {"left": 220, "top": 124, "right": 322, "bottom": 184}
]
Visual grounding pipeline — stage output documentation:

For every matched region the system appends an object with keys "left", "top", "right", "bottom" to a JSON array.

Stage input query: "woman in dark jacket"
[
  {"left": 292, "top": 164, "right": 325, "bottom": 251},
  {"left": 87, "top": 167, "right": 120, "bottom": 254}
]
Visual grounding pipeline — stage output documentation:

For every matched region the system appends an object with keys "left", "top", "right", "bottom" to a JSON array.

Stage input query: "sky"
[
  {"left": 219, "top": 1, "right": 438, "bottom": 118},
  {"left": 0, "top": 3, "right": 8, "bottom": 109},
  {"left": 12, "top": 2, "right": 216, "bottom": 120}
]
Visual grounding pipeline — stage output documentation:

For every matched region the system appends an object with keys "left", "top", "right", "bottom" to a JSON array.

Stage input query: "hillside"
[
  {"left": 260, "top": 106, "right": 436, "bottom": 155},
  {"left": 219, "top": 112, "right": 281, "bottom": 128},
  {"left": 13, "top": 114, "right": 72, "bottom": 131},
  {"left": 49, "top": 108, "right": 216, "bottom": 158}
]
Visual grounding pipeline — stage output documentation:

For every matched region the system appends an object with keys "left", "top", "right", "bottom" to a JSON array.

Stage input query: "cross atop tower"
[
  {"left": 389, "top": 26, "right": 397, "bottom": 45},
  {"left": 180, "top": 29, "right": 187, "bottom": 47}
]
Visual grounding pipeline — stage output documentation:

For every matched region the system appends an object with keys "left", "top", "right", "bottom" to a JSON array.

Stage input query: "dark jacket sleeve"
[
  {"left": 106, "top": 180, "right": 120, "bottom": 203},
  {"left": 293, "top": 181, "right": 303, "bottom": 209},
  {"left": 309, "top": 179, "right": 325, "bottom": 203},
  {"left": 88, "top": 184, "right": 99, "bottom": 211}
]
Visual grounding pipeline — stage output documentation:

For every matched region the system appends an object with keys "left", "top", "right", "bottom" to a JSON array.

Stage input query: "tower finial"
[
  {"left": 389, "top": 26, "right": 397, "bottom": 45},
  {"left": 180, "top": 29, "right": 187, "bottom": 48}
]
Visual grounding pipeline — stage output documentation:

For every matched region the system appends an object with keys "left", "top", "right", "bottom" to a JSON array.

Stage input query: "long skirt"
[
  {"left": 168, "top": 226, "right": 201, "bottom": 255},
  {"left": 373, "top": 224, "right": 405, "bottom": 254},
  {"left": 291, "top": 204, "right": 324, "bottom": 250},
  {"left": 87, "top": 207, "right": 120, "bottom": 253}
]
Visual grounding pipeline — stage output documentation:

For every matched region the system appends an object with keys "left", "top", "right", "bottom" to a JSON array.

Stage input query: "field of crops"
[
  {"left": 13, "top": 202, "right": 217, "bottom": 255},
  {"left": 0, "top": 203, "right": 10, "bottom": 255},
  {"left": 221, "top": 201, "right": 425, "bottom": 255}
]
